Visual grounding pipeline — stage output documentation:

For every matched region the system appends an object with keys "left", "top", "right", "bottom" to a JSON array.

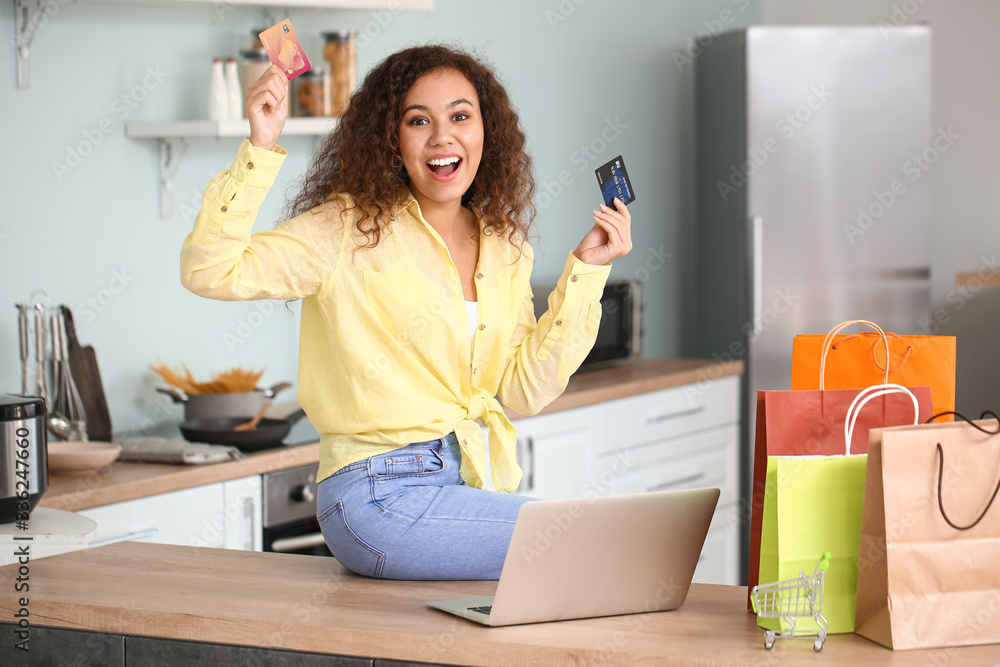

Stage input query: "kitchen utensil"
[
  {"left": 47, "top": 308, "right": 71, "bottom": 440},
  {"left": 62, "top": 307, "right": 113, "bottom": 441},
  {"left": 234, "top": 401, "right": 272, "bottom": 432},
  {"left": 33, "top": 303, "right": 48, "bottom": 404},
  {"left": 0, "top": 394, "right": 48, "bottom": 523},
  {"left": 156, "top": 382, "right": 292, "bottom": 421},
  {"left": 51, "top": 308, "right": 87, "bottom": 442},
  {"left": 47, "top": 440, "right": 121, "bottom": 475},
  {"left": 16, "top": 303, "right": 29, "bottom": 394},
  {"left": 179, "top": 408, "right": 307, "bottom": 451}
]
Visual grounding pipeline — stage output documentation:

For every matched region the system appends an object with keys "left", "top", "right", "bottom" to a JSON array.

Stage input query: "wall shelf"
[
  {"left": 125, "top": 117, "right": 338, "bottom": 218},
  {"left": 12, "top": 0, "right": 434, "bottom": 88}
]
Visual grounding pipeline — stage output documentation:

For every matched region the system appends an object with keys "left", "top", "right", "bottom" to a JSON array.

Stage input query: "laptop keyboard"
[{"left": 467, "top": 605, "right": 492, "bottom": 615}]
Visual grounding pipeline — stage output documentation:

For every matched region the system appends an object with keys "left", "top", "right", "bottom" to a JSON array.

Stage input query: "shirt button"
[
  {"left": 570, "top": 275, "right": 579, "bottom": 282},
  {"left": 463, "top": 439, "right": 469, "bottom": 445},
  {"left": 247, "top": 162, "right": 254, "bottom": 170},
  {"left": 478, "top": 324, "right": 486, "bottom": 331},
  {"left": 220, "top": 205, "right": 228, "bottom": 212},
  {"left": 476, "top": 272, "right": 483, "bottom": 279},
  {"left": 473, "top": 368, "right": 478, "bottom": 374},
  {"left": 555, "top": 319, "right": 563, "bottom": 326}
]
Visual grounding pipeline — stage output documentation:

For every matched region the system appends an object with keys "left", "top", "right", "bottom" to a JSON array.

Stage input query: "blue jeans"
[{"left": 316, "top": 433, "right": 539, "bottom": 580}]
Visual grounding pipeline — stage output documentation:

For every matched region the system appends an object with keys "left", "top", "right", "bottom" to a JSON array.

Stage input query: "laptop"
[{"left": 427, "top": 487, "right": 720, "bottom": 626}]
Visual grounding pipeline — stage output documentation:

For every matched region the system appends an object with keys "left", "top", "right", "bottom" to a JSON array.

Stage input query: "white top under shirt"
[{"left": 465, "top": 300, "right": 478, "bottom": 341}]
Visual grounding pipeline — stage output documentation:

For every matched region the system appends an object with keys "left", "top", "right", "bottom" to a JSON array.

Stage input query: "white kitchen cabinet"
[
  {"left": 513, "top": 403, "right": 601, "bottom": 499},
  {"left": 511, "top": 374, "right": 741, "bottom": 585},
  {"left": 77, "top": 475, "right": 262, "bottom": 552}
]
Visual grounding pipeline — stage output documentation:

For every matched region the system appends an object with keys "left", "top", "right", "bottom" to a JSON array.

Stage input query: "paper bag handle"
[
  {"left": 931, "top": 410, "right": 1000, "bottom": 531},
  {"left": 844, "top": 384, "right": 920, "bottom": 456},
  {"left": 818, "top": 320, "right": 890, "bottom": 389},
  {"left": 834, "top": 331, "right": 913, "bottom": 373}
]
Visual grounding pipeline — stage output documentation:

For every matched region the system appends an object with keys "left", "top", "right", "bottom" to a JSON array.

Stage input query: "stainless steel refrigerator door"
[{"left": 744, "top": 26, "right": 931, "bottom": 399}]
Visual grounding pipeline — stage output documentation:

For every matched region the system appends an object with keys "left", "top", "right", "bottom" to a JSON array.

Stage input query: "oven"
[{"left": 261, "top": 463, "right": 332, "bottom": 557}]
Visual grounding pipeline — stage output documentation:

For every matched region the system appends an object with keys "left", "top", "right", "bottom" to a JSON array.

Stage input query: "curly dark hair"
[{"left": 282, "top": 44, "right": 536, "bottom": 248}]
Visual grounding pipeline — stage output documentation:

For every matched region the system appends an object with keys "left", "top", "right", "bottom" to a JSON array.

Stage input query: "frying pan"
[{"left": 179, "top": 408, "right": 308, "bottom": 451}]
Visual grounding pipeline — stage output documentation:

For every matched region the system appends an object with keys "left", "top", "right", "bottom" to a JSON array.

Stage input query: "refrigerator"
[{"left": 694, "top": 26, "right": 932, "bottom": 582}]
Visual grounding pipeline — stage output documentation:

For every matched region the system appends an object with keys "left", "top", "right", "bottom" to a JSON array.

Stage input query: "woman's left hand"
[{"left": 573, "top": 198, "right": 633, "bottom": 265}]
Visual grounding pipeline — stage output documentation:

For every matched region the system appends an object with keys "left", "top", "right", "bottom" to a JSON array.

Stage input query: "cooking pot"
[
  {"left": 1, "top": 394, "right": 48, "bottom": 523},
  {"left": 179, "top": 408, "right": 308, "bottom": 451},
  {"left": 156, "top": 382, "right": 292, "bottom": 421}
]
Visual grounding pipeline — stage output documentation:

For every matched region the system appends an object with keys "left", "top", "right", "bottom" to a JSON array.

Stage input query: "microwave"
[{"left": 531, "top": 279, "right": 643, "bottom": 371}]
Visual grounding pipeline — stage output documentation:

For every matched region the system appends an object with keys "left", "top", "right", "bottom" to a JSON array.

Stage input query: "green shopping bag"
[{"left": 757, "top": 384, "right": 920, "bottom": 635}]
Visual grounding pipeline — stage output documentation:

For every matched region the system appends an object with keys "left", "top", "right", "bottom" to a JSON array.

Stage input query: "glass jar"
[
  {"left": 322, "top": 30, "right": 356, "bottom": 116},
  {"left": 294, "top": 66, "right": 332, "bottom": 117},
  {"left": 240, "top": 48, "right": 289, "bottom": 117}
]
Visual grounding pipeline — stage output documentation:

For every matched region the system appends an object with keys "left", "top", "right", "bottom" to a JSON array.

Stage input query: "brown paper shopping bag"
[
  {"left": 856, "top": 412, "right": 1000, "bottom": 650},
  {"left": 791, "top": 319, "right": 956, "bottom": 420}
]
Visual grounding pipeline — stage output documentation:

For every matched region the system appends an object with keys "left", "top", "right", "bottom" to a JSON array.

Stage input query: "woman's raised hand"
[
  {"left": 573, "top": 198, "right": 633, "bottom": 266},
  {"left": 247, "top": 64, "right": 289, "bottom": 151}
]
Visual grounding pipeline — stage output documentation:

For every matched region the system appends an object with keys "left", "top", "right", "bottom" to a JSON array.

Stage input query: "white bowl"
[{"left": 47, "top": 441, "right": 121, "bottom": 475}]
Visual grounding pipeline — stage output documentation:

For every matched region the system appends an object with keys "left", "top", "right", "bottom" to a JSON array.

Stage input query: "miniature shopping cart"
[{"left": 750, "top": 552, "right": 831, "bottom": 652}]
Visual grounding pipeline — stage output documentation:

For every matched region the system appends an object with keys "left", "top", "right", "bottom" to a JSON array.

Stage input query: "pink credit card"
[{"left": 259, "top": 19, "right": 311, "bottom": 80}]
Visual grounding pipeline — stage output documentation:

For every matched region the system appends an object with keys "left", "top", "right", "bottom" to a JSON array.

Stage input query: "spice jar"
[
  {"left": 294, "top": 66, "right": 331, "bottom": 117},
  {"left": 240, "top": 48, "right": 290, "bottom": 118},
  {"left": 322, "top": 30, "right": 356, "bottom": 116}
]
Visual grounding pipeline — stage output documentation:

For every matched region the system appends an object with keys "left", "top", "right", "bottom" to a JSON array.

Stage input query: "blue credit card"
[{"left": 595, "top": 155, "right": 635, "bottom": 209}]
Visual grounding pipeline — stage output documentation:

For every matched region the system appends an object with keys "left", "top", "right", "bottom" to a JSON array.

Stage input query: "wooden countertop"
[
  {"left": 38, "top": 443, "right": 320, "bottom": 512},
  {"left": 1, "top": 541, "right": 995, "bottom": 666},
  {"left": 39, "top": 358, "right": 743, "bottom": 512},
  {"left": 506, "top": 358, "right": 743, "bottom": 419}
]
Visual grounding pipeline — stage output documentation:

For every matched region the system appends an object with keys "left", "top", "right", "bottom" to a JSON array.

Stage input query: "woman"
[{"left": 181, "top": 44, "right": 632, "bottom": 580}]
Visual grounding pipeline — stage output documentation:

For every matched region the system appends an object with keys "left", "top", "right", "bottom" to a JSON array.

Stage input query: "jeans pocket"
[
  {"left": 372, "top": 446, "right": 447, "bottom": 479},
  {"left": 317, "top": 501, "right": 385, "bottom": 578}
]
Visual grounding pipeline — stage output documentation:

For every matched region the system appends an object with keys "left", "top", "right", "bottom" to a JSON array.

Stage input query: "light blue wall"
[{"left": 0, "top": 0, "right": 759, "bottom": 435}]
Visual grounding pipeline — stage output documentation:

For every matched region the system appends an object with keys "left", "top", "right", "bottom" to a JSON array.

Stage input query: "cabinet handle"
[
  {"left": 748, "top": 215, "right": 763, "bottom": 337},
  {"left": 646, "top": 473, "right": 706, "bottom": 493},
  {"left": 646, "top": 405, "right": 704, "bottom": 423},
  {"left": 515, "top": 437, "right": 535, "bottom": 493},
  {"left": 270, "top": 532, "right": 328, "bottom": 553},
  {"left": 527, "top": 436, "right": 534, "bottom": 492},
  {"left": 242, "top": 495, "right": 257, "bottom": 552},
  {"left": 89, "top": 528, "right": 159, "bottom": 548}
]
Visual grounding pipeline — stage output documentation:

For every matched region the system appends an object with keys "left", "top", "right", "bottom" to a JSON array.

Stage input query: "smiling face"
[{"left": 398, "top": 68, "right": 484, "bottom": 211}]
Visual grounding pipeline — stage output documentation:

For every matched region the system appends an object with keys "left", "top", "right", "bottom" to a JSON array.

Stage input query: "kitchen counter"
[
  {"left": 1, "top": 541, "right": 995, "bottom": 666},
  {"left": 39, "top": 358, "right": 743, "bottom": 512}
]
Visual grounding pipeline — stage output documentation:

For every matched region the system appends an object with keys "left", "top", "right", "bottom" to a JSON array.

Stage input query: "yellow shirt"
[{"left": 180, "top": 139, "right": 612, "bottom": 492}]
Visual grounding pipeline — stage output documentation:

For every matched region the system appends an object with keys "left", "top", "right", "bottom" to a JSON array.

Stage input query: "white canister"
[
  {"left": 240, "top": 49, "right": 289, "bottom": 118},
  {"left": 209, "top": 57, "right": 229, "bottom": 122},
  {"left": 225, "top": 57, "right": 243, "bottom": 121}
]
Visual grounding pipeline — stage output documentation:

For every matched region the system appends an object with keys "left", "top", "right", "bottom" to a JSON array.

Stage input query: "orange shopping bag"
[{"left": 791, "top": 320, "right": 955, "bottom": 420}]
